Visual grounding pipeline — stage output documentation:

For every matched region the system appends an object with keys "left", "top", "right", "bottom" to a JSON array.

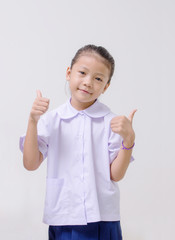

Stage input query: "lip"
[{"left": 78, "top": 89, "right": 92, "bottom": 94}]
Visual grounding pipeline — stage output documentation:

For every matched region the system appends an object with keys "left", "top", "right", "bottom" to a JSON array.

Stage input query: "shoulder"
[
  {"left": 95, "top": 100, "right": 120, "bottom": 122},
  {"left": 104, "top": 110, "right": 118, "bottom": 124},
  {"left": 102, "top": 105, "right": 120, "bottom": 134}
]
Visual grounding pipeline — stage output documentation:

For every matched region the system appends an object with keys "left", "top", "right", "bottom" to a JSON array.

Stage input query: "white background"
[{"left": 0, "top": 0, "right": 174, "bottom": 239}]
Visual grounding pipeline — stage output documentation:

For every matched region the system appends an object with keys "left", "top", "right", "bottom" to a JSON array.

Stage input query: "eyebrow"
[{"left": 79, "top": 66, "right": 105, "bottom": 76}]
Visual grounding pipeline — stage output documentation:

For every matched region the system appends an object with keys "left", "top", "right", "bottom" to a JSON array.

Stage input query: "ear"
[
  {"left": 102, "top": 82, "right": 110, "bottom": 94},
  {"left": 66, "top": 67, "right": 71, "bottom": 81}
]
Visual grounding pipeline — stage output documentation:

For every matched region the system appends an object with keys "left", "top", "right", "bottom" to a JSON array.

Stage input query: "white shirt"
[{"left": 20, "top": 98, "right": 133, "bottom": 226}]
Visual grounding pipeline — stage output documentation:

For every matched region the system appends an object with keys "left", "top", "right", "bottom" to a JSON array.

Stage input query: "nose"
[{"left": 83, "top": 76, "right": 93, "bottom": 87}]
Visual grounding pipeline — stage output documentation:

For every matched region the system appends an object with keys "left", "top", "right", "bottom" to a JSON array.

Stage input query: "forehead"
[{"left": 73, "top": 53, "right": 110, "bottom": 75}]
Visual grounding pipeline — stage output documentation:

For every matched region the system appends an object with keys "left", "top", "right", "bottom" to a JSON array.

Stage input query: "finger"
[
  {"left": 40, "top": 97, "right": 50, "bottom": 103},
  {"left": 128, "top": 109, "right": 137, "bottom": 123},
  {"left": 110, "top": 116, "right": 121, "bottom": 124},
  {"left": 110, "top": 116, "right": 127, "bottom": 127},
  {"left": 31, "top": 109, "right": 45, "bottom": 116},
  {"left": 37, "top": 90, "right": 42, "bottom": 98},
  {"left": 33, "top": 105, "right": 48, "bottom": 112},
  {"left": 35, "top": 96, "right": 50, "bottom": 104},
  {"left": 35, "top": 100, "right": 49, "bottom": 107}
]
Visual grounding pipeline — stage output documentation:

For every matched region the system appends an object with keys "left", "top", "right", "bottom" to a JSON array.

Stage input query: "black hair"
[{"left": 70, "top": 44, "right": 115, "bottom": 83}]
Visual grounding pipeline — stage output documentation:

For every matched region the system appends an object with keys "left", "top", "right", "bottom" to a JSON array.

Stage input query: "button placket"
[
  {"left": 78, "top": 113, "right": 85, "bottom": 182},
  {"left": 77, "top": 112, "right": 84, "bottom": 139},
  {"left": 80, "top": 114, "right": 87, "bottom": 221},
  {"left": 76, "top": 113, "right": 85, "bottom": 163}
]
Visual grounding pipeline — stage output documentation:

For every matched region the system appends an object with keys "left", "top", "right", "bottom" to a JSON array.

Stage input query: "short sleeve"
[
  {"left": 107, "top": 113, "right": 134, "bottom": 164},
  {"left": 19, "top": 114, "right": 50, "bottom": 160},
  {"left": 108, "top": 130, "right": 122, "bottom": 164},
  {"left": 108, "top": 129, "right": 134, "bottom": 164}
]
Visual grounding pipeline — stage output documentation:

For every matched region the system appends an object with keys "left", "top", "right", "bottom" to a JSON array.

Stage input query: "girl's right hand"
[{"left": 30, "top": 90, "right": 50, "bottom": 123}]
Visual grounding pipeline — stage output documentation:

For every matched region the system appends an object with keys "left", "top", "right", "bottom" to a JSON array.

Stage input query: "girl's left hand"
[{"left": 110, "top": 109, "right": 137, "bottom": 147}]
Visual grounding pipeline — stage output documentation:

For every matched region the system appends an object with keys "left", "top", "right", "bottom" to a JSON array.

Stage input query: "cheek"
[
  {"left": 69, "top": 76, "right": 78, "bottom": 86},
  {"left": 68, "top": 80, "right": 75, "bottom": 90},
  {"left": 93, "top": 85, "right": 105, "bottom": 95},
  {"left": 98, "top": 83, "right": 107, "bottom": 91}
]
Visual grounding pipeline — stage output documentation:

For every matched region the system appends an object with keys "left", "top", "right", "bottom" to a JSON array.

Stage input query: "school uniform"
[{"left": 20, "top": 98, "right": 134, "bottom": 239}]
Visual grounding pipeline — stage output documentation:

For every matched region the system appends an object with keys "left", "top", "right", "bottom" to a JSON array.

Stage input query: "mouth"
[{"left": 78, "top": 88, "right": 92, "bottom": 94}]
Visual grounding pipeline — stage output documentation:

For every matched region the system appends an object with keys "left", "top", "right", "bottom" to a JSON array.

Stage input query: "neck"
[{"left": 70, "top": 98, "right": 97, "bottom": 111}]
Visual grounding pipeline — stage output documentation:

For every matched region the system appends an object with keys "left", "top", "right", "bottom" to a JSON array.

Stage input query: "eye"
[
  {"left": 79, "top": 71, "right": 85, "bottom": 75},
  {"left": 96, "top": 77, "right": 102, "bottom": 82}
]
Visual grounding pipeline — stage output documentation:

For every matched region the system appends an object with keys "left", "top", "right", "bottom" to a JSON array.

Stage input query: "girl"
[{"left": 20, "top": 44, "right": 136, "bottom": 240}]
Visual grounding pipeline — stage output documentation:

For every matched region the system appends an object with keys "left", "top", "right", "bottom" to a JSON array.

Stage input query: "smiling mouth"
[{"left": 78, "top": 89, "right": 92, "bottom": 94}]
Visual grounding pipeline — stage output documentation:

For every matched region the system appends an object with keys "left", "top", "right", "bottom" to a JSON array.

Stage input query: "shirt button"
[{"left": 79, "top": 112, "right": 84, "bottom": 116}]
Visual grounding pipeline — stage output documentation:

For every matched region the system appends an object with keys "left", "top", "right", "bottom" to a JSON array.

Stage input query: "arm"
[
  {"left": 110, "top": 139, "right": 134, "bottom": 182},
  {"left": 23, "top": 90, "right": 49, "bottom": 171},
  {"left": 110, "top": 110, "right": 136, "bottom": 182},
  {"left": 23, "top": 118, "right": 43, "bottom": 170}
]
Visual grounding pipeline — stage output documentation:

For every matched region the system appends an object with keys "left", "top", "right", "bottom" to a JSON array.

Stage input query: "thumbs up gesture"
[
  {"left": 30, "top": 90, "right": 50, "bottom": 123},
  {"left": 110, "top": 109, "right": 137, "bottom": 148}
]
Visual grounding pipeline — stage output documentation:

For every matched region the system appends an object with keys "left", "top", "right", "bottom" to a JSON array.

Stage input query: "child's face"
[{"left": 66, "top": 53, "right": 110, "bottom": 110}]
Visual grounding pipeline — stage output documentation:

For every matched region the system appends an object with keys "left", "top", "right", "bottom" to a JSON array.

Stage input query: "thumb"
[
  {"left": 36, "top": 90, "right": 42, "bottom": 98},
  {"left": 128, "top": 109, "right": 137, "bottom": 123}
]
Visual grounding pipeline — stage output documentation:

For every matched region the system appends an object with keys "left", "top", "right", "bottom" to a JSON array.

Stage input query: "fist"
[
  {"left": 110, "top": 109, "right": 137, "bottom": 147},
  {"left": 30, "top": 90, "right": 50, "bottom": 123}
]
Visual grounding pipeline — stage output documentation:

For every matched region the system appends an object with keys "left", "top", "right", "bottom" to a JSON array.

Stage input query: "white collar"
[{"left": 56, "top": 98, "right": 110, "bottom": 119}]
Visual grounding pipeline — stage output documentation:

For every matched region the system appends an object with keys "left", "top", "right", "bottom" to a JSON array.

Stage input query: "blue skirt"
[{"left": 49, "top": 221, "right": 122, "bottom": 240}]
